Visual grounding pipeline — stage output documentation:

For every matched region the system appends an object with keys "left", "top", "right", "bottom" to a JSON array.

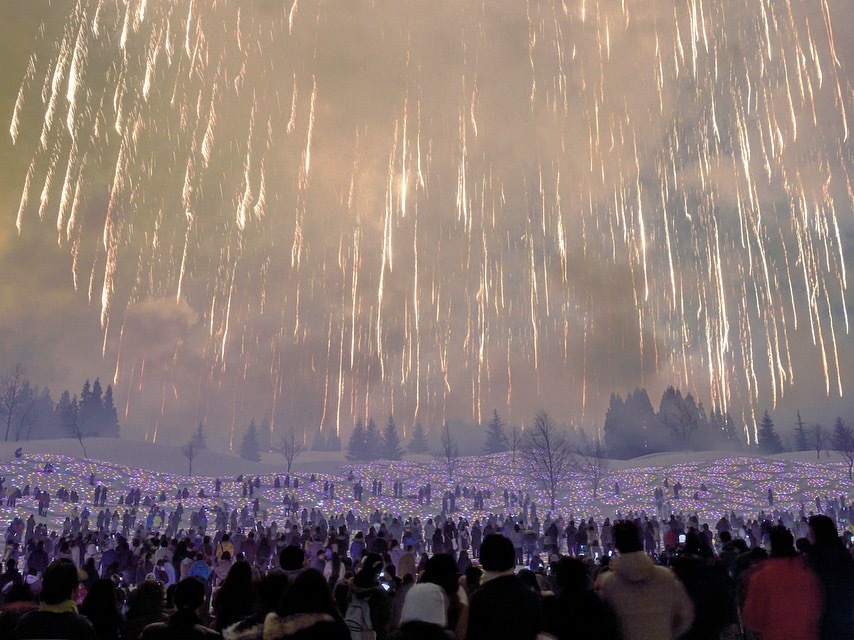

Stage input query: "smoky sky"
[{"left": 1, "top": 0, "right": 852, "bottom": 447}]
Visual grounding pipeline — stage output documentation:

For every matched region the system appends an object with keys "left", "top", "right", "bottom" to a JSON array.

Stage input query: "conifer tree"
[
  {"left": 240, "top": 419, "right": 262, "bottom": 461},
  {"left": 191, "top": 422, "right": 207, "bottom": 450},
  {"left": 757, "top": 410, "right": 783, "bottom": 454},
  {"left": 326, "top": 431, "right": 342, "bottom": 451},
  {"left": 312, "top": 430, "right": 327, "bottom": 451},
  {"left": 382, "top": 415, "right": 404, "bottom": 460},
  {"left": 483, "top": 410, "right": 508, "bottom": 454},
  {"left": 408, "top": 422, "right": 429, "bottom": 454},
  {"left": 347, "top": 418, "right": 368, "bottom": 461},
  {"left": 102, "top": 385, "right": 120, "bottom": 437},
  {"left": 364, "top": 418, "right": 382, "bottom": 460}
]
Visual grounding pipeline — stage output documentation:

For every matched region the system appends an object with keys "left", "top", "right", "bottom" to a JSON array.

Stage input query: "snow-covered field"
[{"left": 0, "top": 438, "right": 851, "bottom": 536}]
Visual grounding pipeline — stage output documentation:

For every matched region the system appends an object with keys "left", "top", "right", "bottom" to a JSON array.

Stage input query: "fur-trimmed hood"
[{"left": 262, "top": 612, "right": 336, "bottom": 640}]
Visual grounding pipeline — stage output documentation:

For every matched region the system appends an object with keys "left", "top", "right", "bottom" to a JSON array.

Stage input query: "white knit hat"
[{"left": 400, "top": 583, "right": 448, "bottom": 627}]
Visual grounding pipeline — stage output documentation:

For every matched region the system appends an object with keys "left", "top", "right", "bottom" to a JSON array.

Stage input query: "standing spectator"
[
  {"left": 263, "top": 569, "right": 349, "bottom": 640},
  {"left": 212, "top": 561, "right": 255, "bottom": 633},
  {"left": 806, "top": 515, "right": 854, "bottom": 640},
  {"left": 542, "top": 556, "right": 618, "bottom": 640},
  {"left": 123, "top": 580, "right": 168, "bottom": 640},
  {"left": 13, "top": 559, "right": 96, "bottom": 640},
  {"left": 595, "top": 520, "right": 693, "bottom": 640},
  {"left": 466, "top": 534, "right": 541, "bottom": 640},
  {"left": 743, "top": 526, "right": 822, "bottom": 640},
  {"left": 79, "top": 578, "right": 125, "bottom": 640},
  {"left": 140, "top": 578, "right": 221, "bottom": 639}
]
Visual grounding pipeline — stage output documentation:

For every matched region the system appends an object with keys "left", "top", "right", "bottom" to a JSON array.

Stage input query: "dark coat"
[
  {"left": 467, "top": 574, "right": 542, "bottom": 640},
  {"left": 140, "top": 608, "right": 222, "bottom": 640},
  {"left": 14, "top": 609, "right": 97, "bottom": 640}
]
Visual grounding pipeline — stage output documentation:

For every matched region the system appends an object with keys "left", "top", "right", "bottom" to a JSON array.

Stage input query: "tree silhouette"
[
  {"left": 408, "top": 422, "right": 429, "bottom": 454},
  {"left": 191, "top": 423, "right": 207, "bottom": 451},
  {"left": 273, "top": 430, "right": 304, "bottom": 474},
  {"left": 502, "top": 426, "right": 523, "bottom": 471},
  {"left": 239, "top": 419, "right": 262, "bottom": 461},
  {"left": 522, "top": 410, "right": 572, "bottom": 511},
  {"left": 575, "top": 437, "right": 609, "bottom": 498},
  {"left": 440, "top": 422, "right": 459, "bottom": 482},
  {"left": 757, "top": 410, "right": 783, "bottom": 454},
  {"left": 807, "top": 423, "right": 829, "bottom": 460},
  {"left": 58, "top": 391, "right": 87, "bottom": 458},
  {"left": 1, "top": 364, "right": 29, "bottom": 442},
  {"left": 794, "top": 411, "right": 809, "bottom": 451},
  {"left": 382, "top": 416, "right": 404, "bottom": 460},
  {"left": 483, "top": 410, "right": 508, "bottom": 454},
  {"left": 831, "top": 418, "right": 854, "bottom": 480},
  {"left": 181, "top": 436, "right": 201, "bottom": 476},
  {"left": 364, "top": 418, "right": 382, "bottom": 460},
  {"left": 347, "top": 418, "right": 368, "bottom": 461}
]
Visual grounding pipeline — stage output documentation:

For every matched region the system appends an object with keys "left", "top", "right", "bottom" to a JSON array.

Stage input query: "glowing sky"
[{"left": 1, "top": 0, "right": 852, "bottom": 447}]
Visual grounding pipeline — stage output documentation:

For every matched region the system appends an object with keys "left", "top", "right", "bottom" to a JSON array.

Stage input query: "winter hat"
[
  {"left": 479, "top": 534, "right": 515, "bottom": 572},
  {"left": 400, "top": 583, "right": 448, "bottom": 627}
]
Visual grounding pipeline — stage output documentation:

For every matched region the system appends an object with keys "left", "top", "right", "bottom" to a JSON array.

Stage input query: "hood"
[
  {"left": 612, "top": 551, "right": 655, "bottom": 583},
  {"left": 263, "top": 612, "right": 335, "bottom": 640}
]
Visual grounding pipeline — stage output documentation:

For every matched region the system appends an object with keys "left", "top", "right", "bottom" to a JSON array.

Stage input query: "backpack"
[{"left": 345, "top": 596, "right": 376, "bottom": 640}]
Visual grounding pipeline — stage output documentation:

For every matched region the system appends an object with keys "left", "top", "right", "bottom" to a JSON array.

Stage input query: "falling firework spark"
[{"left": 9, "top": 0, "right": 853, "bottom": 444}]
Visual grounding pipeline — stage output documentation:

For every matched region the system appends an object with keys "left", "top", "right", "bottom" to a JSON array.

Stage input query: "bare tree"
[
  {"left": 440, "top": 422, "right": 459, "bottom": 482},
  {"left": 502, "top": 426, "right": 523, "bottom": 471},
  {"left": 831, "top": 419, "right": 854, "bottom": 480},
  {"left": 60, "top": 394, "right": 87, "bottom": 458},
  {"left": 808, "top": 423, "right": 829, "bottom": 460},
  {"left": 521, "top": 410, "right": 572, "bottom": 512},
  {"left": 1, "top": 364, "right": 26, "bottom": 442},
  {"left": 181, "top": 439, "right": 200, "bottom": 477},
  {"left": 575, "top": 437, "right": 609, "bottom": 498},
  {"left": 273, "top": 430, "right": 304, "bottom": 474},
  {"left": 662, "top": 399, "right": 701, "bottom": 451}
]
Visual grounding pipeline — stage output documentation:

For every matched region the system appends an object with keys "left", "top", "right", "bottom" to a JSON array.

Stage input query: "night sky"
[{"left": 1, "top": 0, "right": 852, "bottom": 447}]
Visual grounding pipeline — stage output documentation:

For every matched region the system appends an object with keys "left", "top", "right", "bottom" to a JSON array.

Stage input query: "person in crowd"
[
  {"left": 466, "top": 534, "right": 541, "bottom": 640},
  {"left": 805, "top": 514, "right": 854, "bottom": 640},
  {"left": 263, "top": 568, "right": 349, "bottom": 640},
  {"left": 595, "top": 520, "right": 693, "bottom": 640},
  {"left": 14, "top": 559, "right": 96, "bottom": 640},
  {"left": 742, "top": 525, "right": 822, "bottom": 640},
  {"left": 222, "top": 571, "right": 289, "bottom": 640},
  {"left": 389, "top": 583, "right": 453, "bottom": 640},
  {"left": 346, "top": 554, "right": 392, "bottom": 640},
  {"left": 278, "top": 545, "right": 306, "bottom": 583},
  {"left": 124, "top": 580, "right": 168, "bottom": 640},
  {"left": 212, "top": 560, "right": 256, "bottom": 632},
  {"left": 0, "top": 583, "right": 37, "bottom": 638},
  {"left": 669, "top": 530, "right": 737, "bottom": 640},
  {"left": 542, "top": 556, "right": 618, "bottom": 640},
  {"left": 140, "top": 577, "right": 222, "bottom": 640},
  {"left": 420, "top": 553, "right": 467, "bottom": 639},
  {"left": 79, "top": 578, "right": 125, "bottom": 640}
]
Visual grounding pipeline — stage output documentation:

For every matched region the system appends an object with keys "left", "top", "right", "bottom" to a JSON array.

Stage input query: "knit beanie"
[{"left": 400, "top": 583, "right": 448, "bottom": 627}]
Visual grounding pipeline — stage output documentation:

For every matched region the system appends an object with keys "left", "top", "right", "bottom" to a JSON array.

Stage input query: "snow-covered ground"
[{"left": 0, "top": 438, "right": 851, "bottom": 536}]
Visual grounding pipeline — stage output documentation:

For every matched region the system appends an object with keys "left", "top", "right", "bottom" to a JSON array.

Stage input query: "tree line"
[{"left": 1, "top": 364, "right": 120, "bottom": 446}]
